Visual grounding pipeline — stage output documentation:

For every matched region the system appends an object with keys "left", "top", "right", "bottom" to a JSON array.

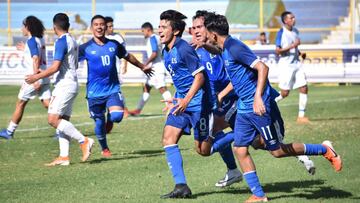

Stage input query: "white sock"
[
  {"left": 162, "top": 91, "right": 172, "bottom": 106},
  {"left": 299, "top": 93, "right": 308, "bottom": 117},
  {"left": 58, "top": 134, "right": 70, "bottom": 157},
  {"left": 136, "top": 92, "right": 150, "bottom": 110},
  {"left": 57, "top": 119, "right": 85, "bottom": 143},
  {"left": 297, "top": 155, "right": 310, "bottom": 162},
  {"left": 7, "top": 121, "right": 18, "bottom": 133},
  {"left": 275, "top": 93, "right": 284, "bottom": 103}
]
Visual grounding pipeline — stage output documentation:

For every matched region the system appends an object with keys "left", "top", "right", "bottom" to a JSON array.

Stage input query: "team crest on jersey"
[
  {"left": 171, "top": 58, "right": 177, "bottom": 64},
  {"left": 91, "top": 50, "right": 96, "bottom": 54},
  {"left": 109, "top": 47, "right": 115, "bottom": 52}
]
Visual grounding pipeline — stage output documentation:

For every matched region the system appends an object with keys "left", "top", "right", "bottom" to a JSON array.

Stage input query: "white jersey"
[
  {"left": 24, "top": 36, "right": 49, "bottom": 84},
  {"left": 146, "top": 34, "right": 162, "bottom": 64},
  {"left": 53, "top": 33, "right": 79, "bottom": 93},
  {"left": 275, "top": 26, "right": 300, "bottom": 64}
]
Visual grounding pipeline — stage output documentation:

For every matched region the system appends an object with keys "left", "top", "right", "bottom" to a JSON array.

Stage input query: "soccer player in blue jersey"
[
  {"left": 191, "top": 10, "right": 243, "bottom": 188},
  {"left": 78, "top": 15, "right": 153, "bottom": 157},
  {"left": 0, "top": 16, "right": 51, "bottom": 139},
  {"left": 205, "top": 14, "right": 342, "bottom": 202},
  {"left": 158, "top": 10, "right": 216, "bottom": 198},
  {"left": 128, "top": 22, "right": 172, "bottom": 116}
]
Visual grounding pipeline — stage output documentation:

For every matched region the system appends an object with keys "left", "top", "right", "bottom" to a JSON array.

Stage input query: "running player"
[
  {"left": 0, "top": 16, "right": 51, "bottom": 139},
  {"left": 205, "top": 14, "right": 342, "bottom": 202},
  {"left": 78, "top": 15, "right": 153, "bottom": 157},
  {"left": 128, "top": 22, "right": 172, "bottom": 116},
  {"left": 104, "top": 16, "right": 129, "bottom": 132},
  {"left": 158, "top": 10, "right": 216, "bottom": 199},
  {"left": 25, "top": 13, "right": 94, "bottom": 166},
  {"left": 274, "top": 11, "right": 310, "bottom": 124}
]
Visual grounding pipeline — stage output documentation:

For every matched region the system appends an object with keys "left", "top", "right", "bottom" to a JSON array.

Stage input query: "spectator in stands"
[
  {"left": 256, "top": 32, "right": 269, "bottom": 45},
  {"left": 70, "top": 14, "right": 88, "bottom": 30}
]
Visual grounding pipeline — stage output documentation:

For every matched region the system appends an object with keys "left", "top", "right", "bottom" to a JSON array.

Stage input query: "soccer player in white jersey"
[
  {"left": 275, "top": 11, "right": 310, "bottom": 124},
  {"left": 25, "top": 13, "right": 94, "bottom": 166},
  {"left": 0, "top": 16, "right": 51, "bottom": 139},
  {"left": 128, "top": 22, "right": 172, "bottom": 116},
  {"left": 104, "top": 16, "right": 129, "bottom": 133}
]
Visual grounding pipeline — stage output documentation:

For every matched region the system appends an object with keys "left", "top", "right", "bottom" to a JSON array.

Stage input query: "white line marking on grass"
[
  {"left": 278, "top": 96, "right": 360, "bottom": 107},
  {"left": 16, "top": 115, "right": 164, "bottom": 132}
]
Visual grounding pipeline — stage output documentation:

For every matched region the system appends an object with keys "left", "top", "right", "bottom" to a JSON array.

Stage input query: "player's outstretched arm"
[
  {"left": 172, "top": 72, "right": 205, "bottom": 115},
  {"left": 25, "top": 60, "right": 61, "bottom": 84},
  {"left": 124, "top": 53, "right": 154, "bottom": 77},
  {"left": 217, "top": 82, "right": 233, "bottom": 105},
  {"left": 252, "top": 61, "right": 269, "bottom": 116}
]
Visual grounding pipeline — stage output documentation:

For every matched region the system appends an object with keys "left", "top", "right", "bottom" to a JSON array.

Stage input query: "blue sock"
[
  {"left": 211, "top": 131, "right": 235, "bottom": 153},
  {"left": 164, "top": 145, "right": 186, "bottom": 184},
  {"left": 219, "top": 144, "right": 237, "bottom": 170},
  {"left": 304, "top": 144, "right": 327, "bottom": 155},
  {"left": 244, "top": 171, "right": 265, "bottom": 197},
  {"left": 97, "top": 136, "right": 109, "bottom": 150}
]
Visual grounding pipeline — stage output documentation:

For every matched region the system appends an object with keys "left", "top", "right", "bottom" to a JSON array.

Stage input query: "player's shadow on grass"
[
  {"left": 192, "top": 179, "right": 353, "bottom": 200},
  {"left": 310, "top": 116, "right": 360, "bottom": 122},
  {"left": 88, "top": 148, "right": 191, "bottom": 164},
  {"left": 127, "top": 113, "right": 164, "bottom": 119}
]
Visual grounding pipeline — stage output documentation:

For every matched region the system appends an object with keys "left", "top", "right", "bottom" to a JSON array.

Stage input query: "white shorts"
[
  {"left": 18, "top": 82, "right": 51, "bottom": 101},
  {"left": 278, "top": 61, "right": 307, "bottom": 90},
  {"left": 48, "top": 87, "right": 78, "bottom": 116},
  {"left": 146, "top": 62, "right": 166, "bottom": 89}
]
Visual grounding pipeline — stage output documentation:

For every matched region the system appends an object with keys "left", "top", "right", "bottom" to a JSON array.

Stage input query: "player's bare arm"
[
  {"left": 145, "top": 51, "right": 158, "bottom": 66},
  {"left": 172, "top": 72, "right": 205, "bottom": 115},
  {"left": 252, "top": 61, "right": 269, "bottom": 116},
  {"left": 217, "top": 82, "right": 233, "bottom": 105},
  {"left": 124, "top": 53, "right": 154, "bottom": 77},
  {"left": 25, "top": 60, "right": 61, "bottom": 84}
]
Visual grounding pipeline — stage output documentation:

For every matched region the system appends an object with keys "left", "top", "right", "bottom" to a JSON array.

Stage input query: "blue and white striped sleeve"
[
  {"left": 27, "top": 37, "right": 39, "bottom": 57},
  {"left": 53, "top": 37, "right": 68, "bottom": 61}
]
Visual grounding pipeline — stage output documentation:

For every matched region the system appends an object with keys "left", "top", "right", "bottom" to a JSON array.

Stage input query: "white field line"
[
  {"left": 278, "top": 96, "right": 359, "bottom": 107},
  {"left": 15, "top": 115, "right": 164, "bottom": 132}
]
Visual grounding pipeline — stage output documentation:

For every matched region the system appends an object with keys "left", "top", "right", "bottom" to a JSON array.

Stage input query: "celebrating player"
[
  {"left": 128, "top": 22, "right": 172, "bottom": 116},
  {"left": 78, "top": 15, "right": 153, "bottom": 157},
  {"left": 205, "top": 14, "right": 342, "bottom": 202},
  {"left": 0, "top": 16, "right": 51, "bottom": 139},
  {"left": 25, "top": 13, "right": 94, "bottom": 166},
  {"left": 274, "top": 11, "right": 310, "bottom": 124},
  {"left": 158, "top": 10, "right": 216, "bottom": 198}
]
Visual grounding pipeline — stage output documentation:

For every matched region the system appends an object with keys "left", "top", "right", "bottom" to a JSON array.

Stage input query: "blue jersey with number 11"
[{"left": 79, "top": 38, "right": 128, "bottom": 99}]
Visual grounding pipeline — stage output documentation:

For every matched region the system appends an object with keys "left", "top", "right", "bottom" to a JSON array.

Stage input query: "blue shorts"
[
  {"left": 214, "top": 96, "right": 237, "bottom": 130},
  {"left": 165, "top": 107, "right": 213, "bottom": 142},
  {"left": 87, "top": 92, "right": 124, "bottom": 119},
  {"left": 233, "top": 101, "right": 284, "bottom": 151}
]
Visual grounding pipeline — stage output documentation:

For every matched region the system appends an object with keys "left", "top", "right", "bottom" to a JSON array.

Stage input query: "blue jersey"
[
  {"left": 79, "top": 38, "right": 128, "bottom": 99},
  {"left": 163, "top": 37, "right": 206, "bottom": 112},
  {"left": 222, "top": 36, "right": 274, "bottom": 113}
]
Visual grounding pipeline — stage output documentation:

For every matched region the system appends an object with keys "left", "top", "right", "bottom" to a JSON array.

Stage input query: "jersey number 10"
[{"left": 101, "top": 55, "right": 110, "bottom": 66}]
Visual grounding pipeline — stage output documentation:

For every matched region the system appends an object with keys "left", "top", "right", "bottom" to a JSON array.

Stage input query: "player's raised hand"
[
  {"left": 253, "top": 96, "right": 266, "bottom": 116},
  {"left": 25, "top": 74, "right": 39, "bottom": 84},
  {"left": 16, "top": 41, "right": 25, "bottom": 51}
]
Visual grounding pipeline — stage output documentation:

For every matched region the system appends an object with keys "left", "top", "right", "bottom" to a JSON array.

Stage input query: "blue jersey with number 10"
[{"left": 79, "top": 38, "right": 128, "bottom": 99}]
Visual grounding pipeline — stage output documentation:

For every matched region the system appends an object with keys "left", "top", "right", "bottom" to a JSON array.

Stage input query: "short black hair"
[
  {"left": 260, "top": 32, "right": 266, "bottom": 36},
  {"left": 53, "top": 13, "right": 70, "bottom": 31},
  {"left": 104, "top": 16, "right": 113, "bottom": 24},
  {"left": 160, "top": 10, "right": 187, "bottom": 37},
  {"left": 204, "top": 14, "right": 229, "bottom": 36},
  {"left": 141, "top": 22, "right": 153, "bottom": 30},
  {"left": 91, "top": 15, "right": 105, "bottom": 25},
  {"left": 23, "top": 16, "right": 45, "bottom": 38},
  {"left": 281, "top": 11, "right": 292, "bottom": 24},
  {"left": 192, "top": 10, "right": 215, "bottom": 21}
]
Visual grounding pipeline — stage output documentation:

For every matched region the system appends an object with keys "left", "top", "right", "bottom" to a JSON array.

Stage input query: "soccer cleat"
[
  {"left": 102, "top": 148, "right": 112, "bottom": 158},
  {"left": 245, "top": 195, "right": 268, "bottom": 202},
  {"left": 128, "top": 109, "right": 141, "bottom": 116},
  {"left": 160, "top": 184, "right": 192, "bottom": 199},
  {"left": 322, "top": 140, "right": 342, "bottom": 172},
  {"left": 215, "top": 168, "right": 243, "bottom": 187},
  {"left": 296, "top": 116, "right": 310, "bottom": 124},
  {"left": 80, "top": 137, "right": 94, "bottom": 162},
  {"left": 0, "top": 129, "right": 13, "bottom": 140},
  {"left": 297, "top": 155, "right": 316, "bottom": 175},
  {"left": 45, "top": 156, "right": 70, "bottom": 166}
]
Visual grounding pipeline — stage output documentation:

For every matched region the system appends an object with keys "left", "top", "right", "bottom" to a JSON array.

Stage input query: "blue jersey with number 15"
[{"left": 79, "top": 38, "right": 128, "bottom": 99}]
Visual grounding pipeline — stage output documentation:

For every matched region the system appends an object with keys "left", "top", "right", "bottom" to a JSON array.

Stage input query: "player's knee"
[
  {"left": 195, "top": 147, "right": 211, "bottom": 156},
  {"left": 270, "top": 149, "right": 284, "bottom": 158},
  {"left": 281, "top": 91, "right": 290, "bottom": 98},
  {"left": 94, "top": 118, "right": 106, "bottom": 136},
  {"left": 47, "top": 117, "right": 58, "bottom": 128},
  {"left": 109, "top": 111, "right": 124, "bottom": 123}
]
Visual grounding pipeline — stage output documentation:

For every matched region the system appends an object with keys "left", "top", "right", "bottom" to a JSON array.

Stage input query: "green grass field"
[{"left": 0, "top": 84, "right": 359, "bottom": 203}]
